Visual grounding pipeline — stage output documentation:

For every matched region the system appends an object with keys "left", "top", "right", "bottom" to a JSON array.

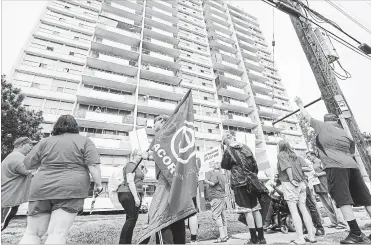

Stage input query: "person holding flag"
[{"left": 138, "top": 90, "right": 198, "bottom": 244}]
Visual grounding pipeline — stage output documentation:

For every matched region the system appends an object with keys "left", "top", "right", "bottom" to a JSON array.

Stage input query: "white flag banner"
[{"left": 129, "top": 128, "right": 149, "bottom": 151}]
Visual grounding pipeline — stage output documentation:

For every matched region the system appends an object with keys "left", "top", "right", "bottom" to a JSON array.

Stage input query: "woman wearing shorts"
[{"left": 19, "top": 115, "right": 102, "bottom": 244}]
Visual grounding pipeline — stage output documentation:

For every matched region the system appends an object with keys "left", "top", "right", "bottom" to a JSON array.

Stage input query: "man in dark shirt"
[
  {"left": 295, "top": 96, "right": 371, "bottom": 244},
  {"left": 1, "top": 137, "right": 35, "bottom": 231}
]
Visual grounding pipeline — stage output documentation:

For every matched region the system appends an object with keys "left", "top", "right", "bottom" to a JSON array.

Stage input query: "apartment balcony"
[
  {"left": 236, "top": 31, "right": 255, "bottom": 45},
  {"left": 95, "top": 23, "right": 141, "bottom": 46},
  {"left": 91, "top": 37, "right": 139, "bottom": 61},
  {"left": 250, "top": 80, "right": 272, "bottom": 94},
  {"left": 193, "top": 97, "right": 218, "bottom": 108},
  {"left": 76, "top": 88, "right": 136, "bottom": 110},
  {"left": 142, "top": 37, "right": 179, "bottom": 58},
  {"left": 179, "top": 0, "right": 202, "bottom": 12},
  {"left": 140, "top": 64, "right": 181, "bottom": 85},
  {"left": 281, "top": 129, "right": 302, "bottom": 137},
  {"left": 204, "top": 12, "right": 229, "bottom": 28},
  {"left": 209, "top": 39, "right": 237, "bottom": 54},
  {"left": 203, "top": 2, "right": 225, "bottom": 16},
  {"left": 261, "top": 120, "right": 284, "bottom": 133},
  {"left": 208, "top": 30, "right": 234, "bottom": 44},
  {"left": 273, "top": 93, "right": 289, "bottom": 101},
  {"left": 265, "top": 135, "right": 282, "bottom": 144},
  {"left": 34, "top": 30, "right": 90, "bottom": 50},
  {"left": 82, "top": 69, "right": 137, "bottom": 92},
  {"left": 218, "top": 99, "right": 253, "bottom": 114},
  {"left": 144, "top": 16, "right": 177, "bottom": 34},
  {"left": 25, "top": 46, "right": 85, "bottom": 66},
  {"left": 141, "top": 50, "right": 180, "bottom": 70},
  {"left": 181, "top": 78, "right": 215, "bottom": 94},
  {"left": 228, "top": 7, "right": 258, "bottom": 26},
  {"left": 244, "top": 59, "right": 264, "bottom": 72},
  {"left": 206, "top": 20, "right": 232, "bottom": 36},
  {"left": 179, "top": 52, "right": 212, "bottom": 67},
  {"left": 138, "top": 79, "right": 186, "bottom": 101},
  {"left": 41, "top": 15, "right": 93, "bottom": 36},
  {"left": 264, "top": 72, "right": 282, "bottom": 82},
  {"left": 231, "top": 16, "right": 251, "bottom": 32},
  {"left": 100, "top": 11, "right": 138, "bottom": 27},
  {"left": 14, "top": 85, "right": 75, "bottom": 104},
  {"left": 274, "top": 104, "right": 292, "bottom": 112},
  {"left": 216, "top": 72, "right": 245, "bottom": 88},
  {"left": 194, "top": 113, "right": 222, "bottom": 124},
  {"left": 195, "top": 131, "right": 222, "bottom": 141},
  {"left": 145, "top": 5, "right": 178, "bottom": 24},
  {"left": 137, "top": 97, "right": 177, "bottom": 115},
  {"left": 257, "top": 106, "right": 280, "bottom": 119},
  {"left": 217, "top": 83, "right": 249, "bottom": 101},
  {"left": 16, "top": 65, "right": 81, "bottom": 83},
  {"left": 102, "top": 1, "right": 143, "bottom": 22},
  {"left": 254, "top": 93, "right": 276, "bottom": 106},
  {"left": 267, "top": 81, "right": 285, "bottom": 91},
  {"left": 87, "top": 52, "right": 138, "bottom": 77},
  {"left": 80, "top": 132, "right": 131, "bottom": 155},
  {"left": 147, "top": 0, "right": 178, "bottom": 15},
  {"left": 74, "top": 110, "right": 134, "bottom": 132},
  {"left": 222, "top": 114, "right": 258, "bottom": 129},
  {"left": 213, "top": 56, "right": 242, "bottom": 76},
  {"left": 65, "top": 0, "right": 102, "bottom": 12},
  {"left": 48, "top": 2, "right": 96, "bottom": 22},
  {"left": 235, "top": 25, "right": 255, "bottom": 40},
  {"left": 247, "top": 70, "right": 269, "bottom": 83},
  {"left": 241, "top": 48, "right": 260, "bottom": 62},
  {"left": 143, "top": 26, "right": 178, "bottom": 44}
]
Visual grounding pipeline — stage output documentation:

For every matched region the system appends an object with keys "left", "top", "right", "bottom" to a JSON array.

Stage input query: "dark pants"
[
  {"left": 1, "top": 205, "right": 19, "bottom": 231},
  {"left": 305, "top": 187, "right": 323, "bottom": 229},
  {"left": 118, "top": 192, "right": 142, "bottom": 244},
  {"left": 141, "top": 219, "right": 186, "bottom": 244}
]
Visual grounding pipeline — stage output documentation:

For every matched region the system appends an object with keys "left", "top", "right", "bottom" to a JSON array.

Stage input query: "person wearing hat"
[
  {"left": 295, "top": 96, "right": 371, "bottom": 244},
  {"left": 1, "top": 137, "right": 36, "bottom": 231}
]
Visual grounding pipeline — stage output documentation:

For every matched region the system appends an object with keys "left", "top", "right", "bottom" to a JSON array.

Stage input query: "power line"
[
  {"left": 324, "top": 0, "right": 371, "bottom": 35},
  {"left": 264, "top": 0, "right": 371, "bottom": 61}
]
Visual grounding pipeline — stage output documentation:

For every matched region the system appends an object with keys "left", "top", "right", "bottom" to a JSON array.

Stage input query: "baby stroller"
[{"left": 267, "top": 195, "right": 294, "bottom": 233}]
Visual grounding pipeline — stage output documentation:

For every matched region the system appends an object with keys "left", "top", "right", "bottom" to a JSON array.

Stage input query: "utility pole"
[{"left": 279, "top": 0, "right": 371, "bottom": 181}]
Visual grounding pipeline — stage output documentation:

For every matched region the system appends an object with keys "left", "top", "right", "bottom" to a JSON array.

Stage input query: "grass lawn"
[
  {"left": 2, "top": 210, "right": 368, "bottom": 244},
  {"left": 1, "top": 211, "right": 250, "bottom": 244}
]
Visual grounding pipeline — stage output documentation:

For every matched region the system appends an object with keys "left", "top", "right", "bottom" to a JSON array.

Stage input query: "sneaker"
[
  {"left": 315, "top": 228, "right": 325, "bottom": 236},
  {"left": 244, "top": 240, "right": 258, "bottom": 244},
  {"left": 258, "top": 238, "right": 267, "bottom": 244},
  {"left": 340, "top": 233, "right": 370, "bottom": 244}
]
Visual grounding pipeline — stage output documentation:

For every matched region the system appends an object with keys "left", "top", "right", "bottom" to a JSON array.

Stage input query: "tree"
[
  {"left": 298, "top": 114, "right": 316, "bottom": 152},
  {"left": 1, "top": 75, "right": 43, "bottom": 160}
]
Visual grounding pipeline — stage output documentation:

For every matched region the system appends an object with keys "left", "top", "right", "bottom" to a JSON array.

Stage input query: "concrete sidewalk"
[{"left": 195, "top": 209, "right": 370, "bottom": 244}]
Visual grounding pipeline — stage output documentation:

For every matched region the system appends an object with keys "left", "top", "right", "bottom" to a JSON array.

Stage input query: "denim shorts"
[{"left": 28, "top": 199, "right": 84, "bottom": 216}]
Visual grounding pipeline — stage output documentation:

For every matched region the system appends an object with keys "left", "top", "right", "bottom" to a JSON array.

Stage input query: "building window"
[
  {"left": 53, "top": 31, "right": 60, "bottom": 35},
  {"left": 63, "top": 68, "right": 70, "bottom": 72},
  {"left": 64, "top": 6, "right": 70, "bottom": 9},
  {"left": 46, "top": 46, "right": 54, "bottom": 51},
  {"left": 74, "top": 36, "right": 79, "bottom": 40},
  {"left": 69, "top": 52, "right": 75, "bottom": 56},
  {"left": 87, "top": 0, "right": 92, "bottom": 3},
  {"left": 59, "top": 18, "right": 65, "bottom": 21},
  {"left": 39, "top": 63, "right": 47, "bottom": 68}
]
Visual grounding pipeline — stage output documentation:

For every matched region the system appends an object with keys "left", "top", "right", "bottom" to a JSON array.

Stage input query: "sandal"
[
  {"left": 289, "top": 240, "right": 305, "bottom": 245},
  {"left": 304, "top": 237, "right": 317, "bottom": 243},
  {"left": 214, "top": 237, "right": 228, "bottom": 243}
]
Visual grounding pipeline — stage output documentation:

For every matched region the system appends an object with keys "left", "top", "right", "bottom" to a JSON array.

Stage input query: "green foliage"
[
  {"left": 1, "top": 75, "right": 43, "bottom": 160},
  {"left": 298, "top": 114, "right": 316, "bottom": 151}
]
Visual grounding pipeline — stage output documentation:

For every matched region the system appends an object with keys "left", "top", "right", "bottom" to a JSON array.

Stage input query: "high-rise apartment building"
[{"left": 9, "top": 0, "right": 307, "bottom": 211}]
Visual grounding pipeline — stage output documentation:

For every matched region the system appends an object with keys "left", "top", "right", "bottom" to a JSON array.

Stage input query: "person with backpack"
[
  {"left": 221, "top": 132, "right": 267, "bottom": 244},
  {"left": 117, "top": 149, "right": 146, "bottom": 244},
  {"left": 204, "top": 162, "right": 228, "bottom": 243}
]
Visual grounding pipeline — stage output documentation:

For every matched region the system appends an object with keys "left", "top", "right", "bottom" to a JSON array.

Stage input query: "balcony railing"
[
  {"left": 74, "top": 110, "right": 134, "bottom": 124},
  {"left": 92, "top": 52, "right": 132, "bottom": 66},
  {"left": 223, "top": 72, "right": 242, "bottom": 81},
  {"left": 142, "top": 64, "right": 174, "bottom": 76},
  {"left": 150, "top": 39, "right": 174, "bottom": 48},
  {"left": 94, "top": 37, "right": 133, "bottom": 51},
  {"left": 110, "top": 2, "right": 136, "bottom": 14}
]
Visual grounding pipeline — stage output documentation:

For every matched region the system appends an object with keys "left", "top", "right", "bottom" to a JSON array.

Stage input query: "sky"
[{"left": 1, "top": 0, "right": 371, "bottom": 132}]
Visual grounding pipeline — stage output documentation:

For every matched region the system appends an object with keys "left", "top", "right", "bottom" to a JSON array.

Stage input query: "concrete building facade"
[{"left": 9, "top": 0, "right": 307, "bottom": 211}]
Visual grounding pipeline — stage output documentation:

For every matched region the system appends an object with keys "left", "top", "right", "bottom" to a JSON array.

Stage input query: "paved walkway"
[{"left": 195, "top": 209, "right": 370, "bottom": 244}]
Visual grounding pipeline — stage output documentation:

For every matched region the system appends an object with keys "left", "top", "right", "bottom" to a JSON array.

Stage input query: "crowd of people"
[{"left": 1, "top": 96, "right": 371, "bottom": 244}]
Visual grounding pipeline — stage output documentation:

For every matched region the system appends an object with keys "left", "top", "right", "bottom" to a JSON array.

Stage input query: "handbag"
[{"left": 226, "top": 146, "right": 268, "bottom": 195}]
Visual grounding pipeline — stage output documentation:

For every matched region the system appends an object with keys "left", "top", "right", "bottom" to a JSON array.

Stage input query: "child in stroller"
[{"left": 264, "top": 175, "right": 294, "bottom": 233}]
